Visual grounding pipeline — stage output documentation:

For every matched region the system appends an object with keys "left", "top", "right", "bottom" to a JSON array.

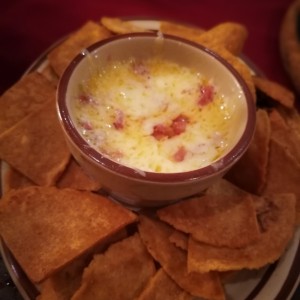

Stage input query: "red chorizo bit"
[
  {"left": 113, "top": 109, "right": 125, "bottom": 130},
  {"left": 198, "top": 85, "right": 214, "bottom": 107},
  {"left": 152, "top": 124, "right": 173, "bottom": 140},
  {"left": 172, "top": 146, "right": 187, "bottom": 162},
  {"left": 171, "top": 114, "right": 189, "bottom": 135}
]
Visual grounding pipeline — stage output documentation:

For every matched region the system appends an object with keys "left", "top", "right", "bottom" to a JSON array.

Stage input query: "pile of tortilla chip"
[{"left": 0, "top": 16, "right": 299, "bottom": 300}]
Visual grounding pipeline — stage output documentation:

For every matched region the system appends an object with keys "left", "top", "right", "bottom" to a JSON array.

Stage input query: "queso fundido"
[{"left": 70, "top": 56, "right": 247, "bottom": 173}]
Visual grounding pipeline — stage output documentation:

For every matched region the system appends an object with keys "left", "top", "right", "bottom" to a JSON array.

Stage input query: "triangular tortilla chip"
[
  {"left": 263, "top": 138, "right": 300, "bottom": 223},
  {"left": 169, "top": 229, "right": 188, "bottom": 251},
  {"left": 57, "top": 158, "right": 102, "bottom": 191},
  {"left": 253, "top": 76, "right": 295, "bottom": 109},
  {"left": 269, "top": 108, "right": 300, "bottom": 164},
  {"left": 101, "top": 17, "right": 149, "bottom": 34},
  {"left": 48, "top": 21, "right": 112, "bottom": 77},
  {"left": 138, "top": 216, "right": 225, "bottom": 300},
  {"left": 71, "top": 233, "right": 155, "bottom": 300},
  {"left": 205, "top": 178, "right": 248, "bottom": 197},
  {"left": 194, "top": 22, "right": 248, "bottom": 55},
  {"left": 187, "top": 193, "right": 296, "bottom": 273},
  {"left": 0, "top": 72, "right": 56, "bottom": 134},
  {"left": 137, "top": 268, "right": 194, "bottom": 300},
  {"left": 225, "top": 109, "right": 271, "bottom": 194},
  {"left": 157, "top": 195, "right": 260, "bottom": 248},
  {"left": 0, "top": 100, "right": 70, "bottom": 186},
  {"left": 0, "top": 186, "right": 138, "bottom": 283},
  {"left": 159, "top": 21, "right": 205, "bottom": 41}
]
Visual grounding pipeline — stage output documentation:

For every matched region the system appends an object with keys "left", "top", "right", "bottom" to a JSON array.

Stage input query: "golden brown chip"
[
  {"left": 160, "top": 21, "right": 205, "bottom": 41},
  {"left": 137, "top": 268, "right": 193, "bottom": 300},
  {"left": 277, "top": 106, "right": 300, "bottom": 139},
  {"left": 0, "top": 186, "right": 138, "bottom": 283},
  {"left": 39, "top": 64, "right": 59, "bottom": 86},
  {"left": 269, "top": 108, "right": 300, "bottom": 164},
  {"left": 279, "top": 0, "right": 300, "bottom": 94},
  {"left": 263, "top": 138, "right": 300, "bottom": 223},
  {"left": 48, "top": 21, "right": 112, "bottom": 77},
  {"left": 101, "top": 17, "right": 149, "bottom": 34},
  {"left": 0, "top": 100, "right": 70, "bottom": 186},
  {"left": 169, "top": 229, "right": 188, "bottom": 251},
  {"left": 71, "top": 233, "right": 155, "bottom": 300},
  {"left": 37, "top": 229, "right": 128, "bottom": 300},
  {"left": 253, "top": 76, "right": 295, "bottom": 108},
  {"left": 194, "top": 22, "right": 248, "bottom": 55},
  {"left": 138, "top": 216, "right": 225, "bottom": 300},
  {"left": 205, "top": 178, "right": 248, "bottom": 197},
  {"left": 225, "top": 109, "right": 271, "bottom": 194},
  {"left": 0, "top": 72, "right": 56, "bottom": 135},
  {"left": 187, "top": 193, "right": 296, "bottom": 273},
  {"left": 157, "top": 194, "right": 260, "bottom": 248},
  {"left": 57, "top": 158, "right": 102, "bottom": 191},
  {"left": 2, "top": 165, "right": 35, "bottom": 193}
]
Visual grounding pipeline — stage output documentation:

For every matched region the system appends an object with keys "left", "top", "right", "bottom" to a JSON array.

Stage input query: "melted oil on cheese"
[{"left": 72, "top": 57, "right": 239, "bottom": 173}]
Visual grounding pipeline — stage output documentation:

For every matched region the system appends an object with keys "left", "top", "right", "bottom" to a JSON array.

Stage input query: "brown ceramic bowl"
[{"left": 57, "top": 32, "right": 256, "bottom": 207}]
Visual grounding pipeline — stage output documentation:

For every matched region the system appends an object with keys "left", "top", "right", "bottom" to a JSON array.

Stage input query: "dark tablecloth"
[{"left": 0, "top": 0, "right": 299, "bottom": 299}]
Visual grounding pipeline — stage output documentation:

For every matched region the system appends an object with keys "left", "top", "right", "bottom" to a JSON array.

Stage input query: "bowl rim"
[{"left": 57, "top": 32, "right": 256, "bottom": 183}]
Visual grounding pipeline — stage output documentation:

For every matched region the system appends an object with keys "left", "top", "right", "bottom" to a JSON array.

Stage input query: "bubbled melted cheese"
[{"left": 72, "top": 57, "right": 237, "bottom": 173}]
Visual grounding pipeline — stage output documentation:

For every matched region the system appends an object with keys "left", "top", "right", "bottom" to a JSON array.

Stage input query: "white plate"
[{"left": 0, "top": 19, "right": 299, "bottom": 300}]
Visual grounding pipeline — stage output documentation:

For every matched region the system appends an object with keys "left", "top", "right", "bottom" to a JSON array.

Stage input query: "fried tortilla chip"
[
  {"left": 101, "top": 17, "right": 149, "bottom": 34},
  {"left": 157, "top": 195, "right": 260, "bottom": 248},
  {"left": 2, "top": 166, "right": 35, "bottom": 193},
  {"left": 194, "top": 22, "right": 248, "bottom": 55},
  {"left": 138, "top": 216, "right": 225, "bottom": 300},
  {"left": 205, "top": 178, "right": 248, "bottom": 197},
  {"left": 187, "top": 193, "right": 296, "bottom": 273},
  {"left": 48, "top": 21, "right": 112, "bottom": 77},
  {"left": 0, "top": 186, "right": 137, "bottom": 283},
  {"left": 225, "top": 109, "right": 271, "bottom": 194},
  {"left": 0, "top": 100, "right": 70, "bottom": 186},
  {"left": 269, "top": 108, "right": 300, "bottom": 164},
  {"left": 137, "top": 268, "right": 194, "bottom": 300},
  {"left": 160, "top": 21, "right": 204, "bottom": 41},
  {"left": 71, "top": 233, "right": 155, "bottom": 300},
  {"left": 253, "top": 76, "right": 295, "bottom": 109},
  {"left": 0, "top": 72, "right": 56, "bottom": 134},
  {"left": 57, "top": 158, "right": 102, "bottom": 191},
  {"left": 37, "top": 229, "right": 128, "bottom": 300},
  {"left": 263, "top": 138, "right": 300, "bottom": 223},
  {"left": 169, "top": 229, "right": 188, "bottom": 251}
]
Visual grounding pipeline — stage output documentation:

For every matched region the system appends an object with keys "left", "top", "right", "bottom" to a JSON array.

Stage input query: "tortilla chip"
[
  {"left": 205, "top": 178, "right": 248, "bottom": 197},
  {"left": 48, "top": 21, "right": 112, "bottom": 77},
  {"left": 159, "top": 21, "right": 204, "bottom": 41},
  {"left": 138, "top": 216, "right": 225, "bottom": 300},
  {"left": 2, "top": 166, "right": 35, "bottom": 193},
  {"left": 169, "top": 229, "right": 188, "bottom": 251},
  {"left": 157, "top": 194, "right": 260, "bottom": 248},
  {"left": 40, "top": 64, "right": 59, "bottom": 86},
  {"left": 263, "top": 138, "right": 300, "bottom": 223},
  {"left": 137, "top": 268, "right": 194, "bottom": 300},
  {"left": 253, "top": 76, "right": 295, "bottom": 109},
  {"left": 71, "top": 233, "right": 155, "bottom": 300},
  {"left": 0, "top": 186, "right": 138, "bottom": 283},
  {"left": 269, "top": 108, "right": 300, "bottom": 164},
  {"left": 101, "top": 17, "right": 149, "bottom": 34},
  {"left": 0, "top": 72, "right": 56, "bottom": 135},
  {"left": 0, "top": 100, "right": 70, "bottom": 186},
  {"left": 37, "top": 229, "right": 128, "bottom": 300},
  {"left": 57, "top": 158, "right": 102, "bottom": 191},
  {"left": 194, "top": 22, "right": 248, "bottom": 55},
  {"left": 277, "top": 106, "right": 300, "bottom": 139},
  {"left": 187, "top": 193, "right": 296, "bottom": 273},
  {"left": 225, "top": 109, "right": 271, "bottom": 194}
]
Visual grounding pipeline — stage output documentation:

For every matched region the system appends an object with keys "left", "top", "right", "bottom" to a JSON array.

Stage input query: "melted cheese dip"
[{"left": 71, "top": 57, "right": 242, "bottom": 173}]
